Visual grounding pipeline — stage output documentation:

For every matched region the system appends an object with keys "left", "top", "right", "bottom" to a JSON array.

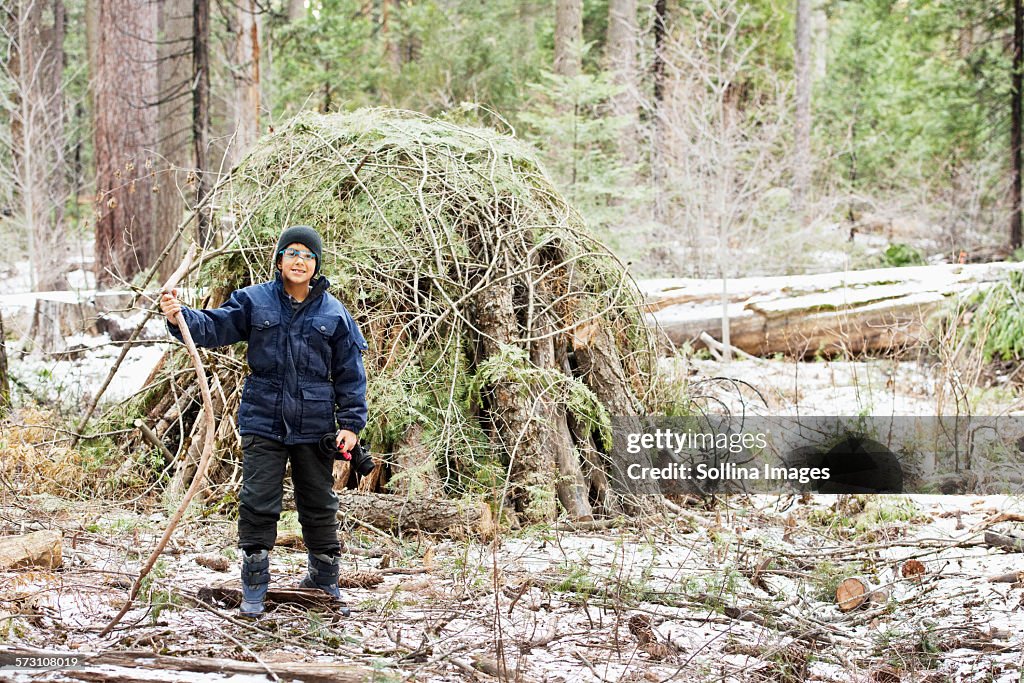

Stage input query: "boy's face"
[{"left": 278, "top": 241, "right": 317, "bottom": 288}]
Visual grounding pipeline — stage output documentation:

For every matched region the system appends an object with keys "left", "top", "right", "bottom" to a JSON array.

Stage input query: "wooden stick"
[
  {"left": 99, "top": 244, "right": 215, "bottom": 637},
  {"left": 698, "top": 331, "right": 763, "bottom": 363},
  {"left": 133, "top": 418, "right": 174, "bottom": 462}
]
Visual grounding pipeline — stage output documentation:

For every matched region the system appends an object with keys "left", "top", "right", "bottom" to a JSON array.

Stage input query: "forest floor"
[{"left": 0, "top": 490, "right": 1022, "bottom": 682}]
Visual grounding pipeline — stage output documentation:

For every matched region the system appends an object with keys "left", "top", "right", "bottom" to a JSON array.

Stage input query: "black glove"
[{"left": 318, "top": 434, "right": 376, "bottom": 477}]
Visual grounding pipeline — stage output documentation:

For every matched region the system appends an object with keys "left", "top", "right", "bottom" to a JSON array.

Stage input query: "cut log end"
[{"left": 836, "top": 576, "right": 871, "bottom": 612}]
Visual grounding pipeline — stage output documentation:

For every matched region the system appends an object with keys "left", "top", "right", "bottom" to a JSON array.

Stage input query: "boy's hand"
[
  {"left": 160, "top": 288, "right": 182, "bottom": 325},
  {"left": 336, "top": 429, "right": 358, "bottom": 455}
]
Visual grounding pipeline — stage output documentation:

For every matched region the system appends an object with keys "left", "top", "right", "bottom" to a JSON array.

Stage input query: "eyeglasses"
[{"left": 279, "top": 247, "right": 317, "bottom": 261}]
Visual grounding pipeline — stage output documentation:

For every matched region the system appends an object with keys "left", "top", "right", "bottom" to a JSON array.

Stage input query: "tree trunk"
[
  {"left": 382, "top": 0, "right": 402, "bottom": 73},
  {"left": 651, "top": 0, "right": 668, "bottom": 223},
  {"left": 288, "top": 0, "right": 305, "bottom": 22},
  {"left": 193, "top": 0, "right": 213, "bottom": 247},
  {"left": 89, "top": 0, "right": 159, "bottom": 289},
  {"left": 336, "top": 491, "right": 494, "bottom": 537},
  {"left": 554, "top": 0, "right": 582, "bottom": 77},
  {"left": 572, "top": 322, "right": 659, "bottom": 510},
  {"left": 25, "top": 298, "right": 69, "bottom": 355},
  {"left": 812, "top": 0, "right": 827, "bottom": 81},
  {"left": 228, "top": 0, "right": 261, "bottom": 167},
  {"left": 154, "top": 0, "right": 193, "bottom": 281},
  {"left": 388, "top": 422, "right": 445, "bottom": 498},
  {"left": 11, "top": 0, "right": 70, "bottom": 292},
  {"left": 0, "top": 311, "right": 9, "bottom": 416},
  {"left": 474, "top": 280, "right": 558, "bottom": 523},
  {"left": 793, "top": 0, "right": 812, "bottom": 220},
  {"left": 606, "top": 0, "right": 638, "bottom": 166},
  {"left": 1012, "top": 0, "right": 1023, "bottom": 249},
  {"left": 531, "top": 306, "right": 593, "bottom": 521}
]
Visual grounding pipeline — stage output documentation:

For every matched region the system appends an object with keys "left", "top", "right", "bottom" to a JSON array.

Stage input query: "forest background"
[{"left": 4, "top": 0, "right": 1024, "bottom": 292}]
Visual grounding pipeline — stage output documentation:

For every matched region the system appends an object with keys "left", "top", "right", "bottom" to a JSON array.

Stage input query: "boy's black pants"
[{"left": 238, "top": 434, "right": 340, "bottom": 556}]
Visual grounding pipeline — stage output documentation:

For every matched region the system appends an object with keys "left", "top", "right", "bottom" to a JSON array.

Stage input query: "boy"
[{"left": 160, "top": 225, "right": 368, "bottom": 617}]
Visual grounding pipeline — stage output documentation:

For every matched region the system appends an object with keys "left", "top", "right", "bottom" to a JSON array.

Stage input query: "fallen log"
[
  {"left": 643, "top": 261, "right": 1024, "bottom": 357},
  {"left": 983, "top": 531, "right": 1024, "bottom": 553},
  {"left": 0, "top": 646, "right": 375, "bottom": 683},
  {"left": 0, "top": 530, "right": 62, "bottom": 570},
  {"left": 987, "top": 570, "right": 1024, "bottom": 583},
  {"left": 337, "top": 491, "right": 494, "bottom": 538}
]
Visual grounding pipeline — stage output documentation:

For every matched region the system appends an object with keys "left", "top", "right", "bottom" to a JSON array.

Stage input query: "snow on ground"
[
  {"left": 0, "top": 493, "right": 1021, "bottom": 682},
  {"left": 675, "top": 356, "right": 1024, "bottom": 417},
  {"left": 11, "top": 336, "right": 170, "bottom": 410}
]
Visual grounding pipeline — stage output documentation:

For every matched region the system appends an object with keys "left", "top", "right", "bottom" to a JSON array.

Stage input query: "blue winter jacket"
[{"left": 168, "top": 273, "right": 368, "bottom": 444}]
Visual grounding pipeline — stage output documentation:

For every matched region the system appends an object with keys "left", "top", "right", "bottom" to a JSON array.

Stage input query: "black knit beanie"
[{"left": 275, "top": 225, "right": 323, "bottom": 276}]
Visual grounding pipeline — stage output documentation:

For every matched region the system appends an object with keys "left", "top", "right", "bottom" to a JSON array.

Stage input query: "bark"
[
  {"left": 388, "top": 421, "right": 445, "bottom": 498},
  {"left": 793, "top": 0, "right": 812, "bottom": 219},
  {"left": 606, "top": 0, "right": 638, "bottom": 166},
  {"left": 572, "top": 321, "right": 660, "bottom": 509},
  {"left": 154, "top": 0, "right": 192, "bottom": 280},
  {"left": 474, "top": 280, "right": 558, "bottom": 523},
  {"left": 287, "top": 0, "right": 305, "bottom": 22},
  {"left": 554, "top": 0, "right": 582, "bottom": 77},
  {"left": 0, "top": 530, "right": 62, "bottom": 570},
  {"left": 25, "top": 298, "right": 68, "bottom": 354},
  {"left": 382, "top": 0, "right": 401, "bottom": 73},
  {"left": 1013, "top": 0, "right": 1023, "bottom": 249},
  {"left": 228, "top": 0, "right": 261, "bottom": 167},
  {"left": 11, "top": 0, "right": 70, "bottom": 291},
  {"left": 200, "top": 580, "right": 383, "bottom": 611},
  {"left": 651, "top": 0, "right": 668, "bottom": 223},
  {"left": 531, "top": 309, "right": 592, "bottom": 521},
  {"left": 811, "top": 0, "right": 827, "bottom": 80},
  {"left": 89, "top": 0, "right": 159, "bottom": 288},
  {"left": 336, "top": 491, "right": 494, "bottom": 537},
  {"left": 193, "top": 0, "right": 212, "bottom": 246}
]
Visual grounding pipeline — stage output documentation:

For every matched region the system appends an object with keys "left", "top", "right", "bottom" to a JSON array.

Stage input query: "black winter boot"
[
  {"left": 299, "top": 551, "right": 350, "bottom": 616},
  {"left": 240, "top": 549, "right": 270, "bottom": 618}
]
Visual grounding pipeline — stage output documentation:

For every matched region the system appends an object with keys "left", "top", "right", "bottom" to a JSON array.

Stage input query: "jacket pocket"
[
  {"left": 239, "top": 375, "right": 281, "bottom": 436},
  {"left": 306, "top": 316, "right": 340, "bottom": 378},
  {"left": 300, "top": 383, "right": 335, "bottom": 435},
  {"left": 248, "top": 307, "right": 281, "bottom": 374}
]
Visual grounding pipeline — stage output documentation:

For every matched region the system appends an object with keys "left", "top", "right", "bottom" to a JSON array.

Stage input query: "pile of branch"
[{"left": 114, "top": 109, "right": 661, "bottom": 526}]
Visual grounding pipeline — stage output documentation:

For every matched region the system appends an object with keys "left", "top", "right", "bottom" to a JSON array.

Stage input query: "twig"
[
  {"left": 698, "top": 331, "right": 764, "bottom": 363},
  {"left": 133, "top": 419, "right": 174, "bottom": 462}
]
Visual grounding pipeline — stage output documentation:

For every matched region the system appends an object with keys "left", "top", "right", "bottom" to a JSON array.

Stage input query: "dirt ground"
[{"left": 1, "top": 491, "right": 1022, "bottom": 683}]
